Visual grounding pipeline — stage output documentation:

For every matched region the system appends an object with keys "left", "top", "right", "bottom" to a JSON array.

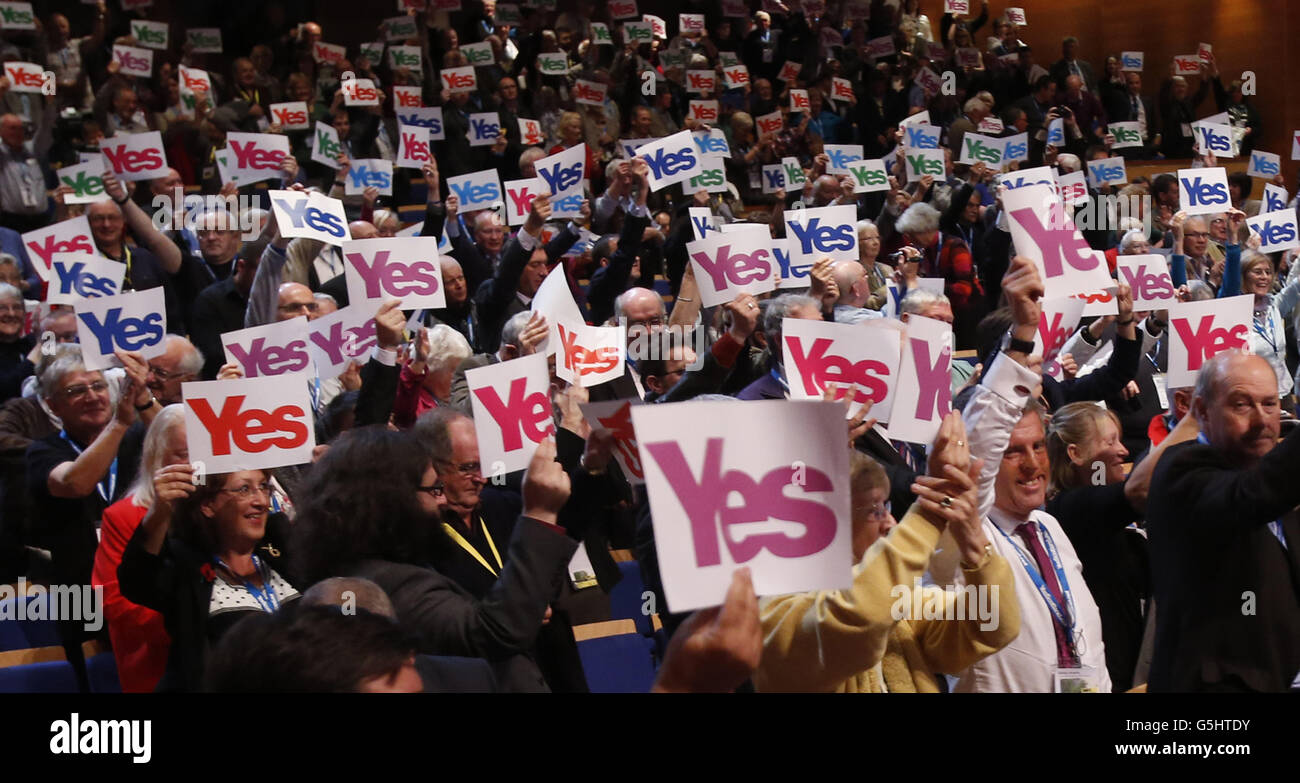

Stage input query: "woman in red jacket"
[
  {"left": 91, "top": 404, "right": 186, "bottom": 693},
  {"left": 897, "top": 201, "right": 984, "bottom": 349}
]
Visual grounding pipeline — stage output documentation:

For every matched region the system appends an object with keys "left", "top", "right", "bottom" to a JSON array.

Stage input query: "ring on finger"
[{"left": 940, "top": 496, "right": 953, "bottom": 509}]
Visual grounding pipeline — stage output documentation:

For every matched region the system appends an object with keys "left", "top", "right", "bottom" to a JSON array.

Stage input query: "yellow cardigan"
[{"left": 754, "top": 509, "right": 1021, "bottom": 693}]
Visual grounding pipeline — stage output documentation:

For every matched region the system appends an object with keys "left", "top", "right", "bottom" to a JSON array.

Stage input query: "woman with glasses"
[
  {"left": 756, "top": 414, "right": 1020, "bottom": 692},
  {"left": 1236, "top": 251, "right": 1300, "bottom": 411},
  {"left": 0, "top": 283, "right": 33, "bottom": 403},
  {"left": 118, "top": 464, "right": 299, "bottom": 691}
]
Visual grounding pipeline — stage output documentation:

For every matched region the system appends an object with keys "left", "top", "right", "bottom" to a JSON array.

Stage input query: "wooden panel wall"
[{"left": 1006, "top": 0, "right": 1299, "bottom": 185}]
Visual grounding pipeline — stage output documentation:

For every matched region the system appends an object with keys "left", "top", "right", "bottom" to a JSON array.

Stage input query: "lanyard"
[
  {"left": 1253, "top": 304, "right": 1278, "bottom": 355},
  {"left": 59, "top": 430, "right": 116, "bottom": 504},
  {"left": 238, "top": 87, "right": 260, "bottom": 106},
  {"left": 996, "top": 521, "right": 1078, "bottom": 652},
  {"left": 769, "top": 367, "right": 789, "bottom": 394},
  {"left": 214, "top": 554, "right": 280, "bottom": 613},
  {"left": 441, "top": 516, "right": 503, "bottom": 576}
]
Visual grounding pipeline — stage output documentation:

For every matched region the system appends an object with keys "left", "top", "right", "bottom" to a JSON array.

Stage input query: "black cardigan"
[{"left": 117, "top": 514, "right": 298, "bottom": 692}]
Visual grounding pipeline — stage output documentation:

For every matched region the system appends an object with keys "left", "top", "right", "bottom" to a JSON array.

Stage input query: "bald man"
[
  {"left": 420, "top": 257, "right": 481, "bottom": 352},
  {"left": 830, "top": 259, "right": 884, "bottom": 324},
  {"left": 248, "top": 206, "right": 367, "bottom": 326}
]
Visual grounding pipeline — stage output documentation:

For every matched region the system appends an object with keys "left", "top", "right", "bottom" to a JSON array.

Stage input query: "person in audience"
[
  {"left": 392, "top": 325, "right": 473, "bottom": 429},
  {"left": 0, "top": 283, "right": 33, "bottom": 403},
  {"left": 757, "top": 412, "right": 1020, "bottom": 692},
  {"left": 895, "top": 202, "right": 982, "bottom": 349},
  {"left": 118, "top": 463, "right": 299, "bottom": 691},
  {"left": 1146, "top": 351, "right": 1300, "bottom": 691},
  {"left": 1237, "top": 252, "right": 1300, "bottom": 410},
  {"left": 92, "top": 404, "right": 187, "bottom": 693}
]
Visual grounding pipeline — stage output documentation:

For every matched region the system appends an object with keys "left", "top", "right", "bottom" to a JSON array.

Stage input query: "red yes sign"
[{"left": 187, "top": 395, "right": 310, "bottom": 455}]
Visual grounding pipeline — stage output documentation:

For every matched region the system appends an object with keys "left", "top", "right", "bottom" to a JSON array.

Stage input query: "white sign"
[
  {"left": 222, "top": 317, "right": 314, "bottom": 379},
  {"left": 1003, "top": 183, "right": 1113, "bottom": 300},
  {"left": 502, "top": 178, "right": 544, "bottom": 227},
  {"left": 555, "top": 321, "right": 625, "bottom": 388},
  {"left": 445, "top": 169, "right": 504, "bottom": 212},
  {"left": 342, "top": 78, "right": 382, "bottom": 106},
  {"left": 182, "top": 375, "right": 317, "bottom": 473},
  {"left": 688, "top": 99, "right": 720, "bottom": 124},
  {"left": 823, "top": 144, "right": 864, "bottom": 175},
  {"left": 1117, "top": 255, "right": 1177, "bottom": 311},
  {"left": 1, "top": 61, "right": 44, "bottom": 94},
  {"left": 0, "top": 2, "right": 36, "bottom": 30},
  {"left": 957, "top": 132, "right": 1004, "bottom": 169},
  {"left": 1192, "top": 121, "right": 1237, "bottom": 158},
  {"left": 1002, "top": 132, "right": 1029, "bottom": 163},
  {"left": 789, "top": 89, "right": 811, "bottom": 113},
  {"left": 225, "top": 132, "right": 290, "bottom": 185},
  {"left": 344, "top": 159, "right": 394, "bottom": 196},
  {"left": 580, "top": 399, "right": 645, "bottom": 485},
  {"left": 313, "top": 41, "right": 347, "bottom": 64},
  {"left": 1167, "top": 295, "right": 1252, "bottom": 388},
  {"left": 1263, "top": 183, "right": 1289, "bottom": 214},
  {"left": 1172, "top": 54, "right": 1202, "bottom": 76},
  {"left": 886, "top": 315, "right": 953, "bottom": 444},
  {"left": 396, "top": 106, "right": 445, "bottom": 141},
  {"left": 761, "top": 164, "right": 786, "bottom": 194},
  {"left": 112, "top": 44, "right": 153, "bottom": 77},
  {"left": 343, "top": 237, "right": 445, "bottom": 310},
  {"left": 537, "top": 52, "right": 568, "bottom": 75},
  {"left": 55, "top": 158, "right": 110, "bottom": 205},
  {"left": 269, "top": 101, "right": 311, "bottom": 131},
  {"left": 633, "top": 398, "right": 852, "bottom": 613},
  {"left": 1120, "top": 51, "right": 1143, "bottom": 72},
  {"left": 1056, "top": 170, "right": 1090, "bottom": 206},
  {"left": 131, "top": 20, "right": 168, "bottom": 50},
  {"left": 396, "top": 124, "right": 432, "bottom": 169},
  {"left": 21, "top": 216, "right": 100, "bottom": 282},
  {"left": 306, "top": 305, "right": 378, "bottom": 380},
  {"left": 1086, "top": 155, "right": 1128, "bottom": 187},
  {"left": 99, "top": 131, "right": 167, "bottom": 183},
  {"left": 393, "top": 84, "right": 423, "bottom": 109},
  {"left": 635, "top": 131, "right": 704, "bottom": 191},
  {"left": 783, "top": 317, "right": 902, "bottom": 421},
  {"left": 268, "top": 189, "right": 352, "bottom": 246},
  {"left": 846, "top": 158, "right": 890, "bottom": 193},
  {"left": 785, "top": 204, "right": 858, "bottom": 267},
  {"left": 1108, "top": 121, "right": 1143, "bottom": 149},
  {"left": 311, "top": 122, "right": 344, "bottom": 169},
  {"left": 573, "top": 79, "right": 607, "bottom": 106},
  {"left": 1247, "top": 150, "right": 1282, "bottom": 180},
  {"left": 47, "top": 253, "right": 124, "bottom": 306},
  {"left": 74, "top": 288, "right": 168, "bottom": 371},
  {"left": 723, "top": 64, "right": 751, "bottom": 90},
  {"left": 1177, "top": 167, "right": 1231, "bottom": 216},
  {"left": 467, "top": 112, "right": 502, "bottom": 147},
  {"left": 466, "top": 353, "right": 557, "bottom": 477},
  {"left": 686, "top": 231, "right": 779, "bottom": 308},
  {"left": 1005, "top": 7, "right": 1026, "bottom": 24},
  {"left": 1247, "top": 209, "right": 1300, "bottom": 254},
  {"left": 904, "top": 146, "right": 945, "bottom": 179}
]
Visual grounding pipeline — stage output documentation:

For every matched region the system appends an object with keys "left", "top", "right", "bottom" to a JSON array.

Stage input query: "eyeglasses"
[
  {"left": 278, "top": 301, "right": 320, "bottom": 314},
  {"left": 147, "top": 364, "right": 188, "bottom": 381},
  {"left": 419, "top": 482, "right": 445, "bottom": 498},
  {"left": 439, "top": 461, "right": 482, "bottom": 477},
  {"left": 626, "top": 315, "right": 665, "bottom": 330},
  {"left": 1184, "top": 231, "right": 1211, "bottom": 239},
  {"left": 62, "top": 380, "right": 109, "bottom": 399},
  {"left": 0, "top": 304, "right": 23, "bottom": 314},
  {"left": 220, "top": 482, "right": 273, "bottom": 499},
  {"left": 855, "top": 500, "right": 892, "bottom": 521}
]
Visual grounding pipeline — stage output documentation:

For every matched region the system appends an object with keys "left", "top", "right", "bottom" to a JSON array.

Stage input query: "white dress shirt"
[{"left": 930, "top": 351, "right": 1111, "bottom": 692}]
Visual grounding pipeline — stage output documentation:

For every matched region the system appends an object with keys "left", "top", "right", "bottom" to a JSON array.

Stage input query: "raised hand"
[{"left": 652, "top": 567, "right": 762, "bottom": 693}]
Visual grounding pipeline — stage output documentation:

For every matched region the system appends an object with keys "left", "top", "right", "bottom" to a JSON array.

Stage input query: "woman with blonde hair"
[{"left": 1043, "top": 400, "right": 1197, "bottom": 691}]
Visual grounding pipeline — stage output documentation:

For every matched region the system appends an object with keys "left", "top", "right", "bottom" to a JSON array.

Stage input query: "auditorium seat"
[
  {"left": 573, "top": 619, "right": 658, "bottom": 693},
  {"left": 0, "top": 593, "right": 63, "bottom": 651}
]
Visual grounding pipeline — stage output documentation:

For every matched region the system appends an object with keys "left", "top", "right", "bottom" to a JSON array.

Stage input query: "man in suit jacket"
[
  {"left": 1146, "top": 352, "right": 1300, "bottom": 692},
  {"left": 1107, "top": 72, "right": 1159, "bottom": 159},
  {"left": 1050, "top": 37, "right": 1096, "bottom": 95}
]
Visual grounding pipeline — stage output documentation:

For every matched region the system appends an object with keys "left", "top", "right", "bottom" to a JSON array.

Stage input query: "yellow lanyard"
[{"left": 441, "top": 516, "right": 503, "bottom": 576}]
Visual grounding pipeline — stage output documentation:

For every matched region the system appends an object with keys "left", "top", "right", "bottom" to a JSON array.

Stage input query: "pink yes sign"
[
  {"left": 1034, "top": 297, "right": 1086, "bottom": 380},
  {"left": 886, "top": 314, "right": 954, "bottom": 445},
  {"left": 1003, "top": 183, "right": 1114, "bottom": 301},
  {"left": 781, "top": 316, "right": 902, "bottom": 421},
  {"left": 633, "top": 398, "right": 851, "bottom": 613},
  {"left": 466, "top": 353, "right": 556, "bottom": 477}
]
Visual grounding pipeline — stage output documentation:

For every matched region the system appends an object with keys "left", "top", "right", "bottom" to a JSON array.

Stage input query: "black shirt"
[
  {"left": 0, "top": 334, "right": 35, "bottom": 403},
  {"left": 25, "top": 422, "right": 144, "bottom": 586},
  {"left": 189, "top": 276, "right": 248, "bottom": 380}
]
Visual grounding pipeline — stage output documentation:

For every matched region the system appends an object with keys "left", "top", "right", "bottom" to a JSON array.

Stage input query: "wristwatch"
[
  {"left": 134, "top": 395, "right": 157, "bottom": 412},
  {"left": 1003, "top": 328, "right": 1036, "bottom": 355}
]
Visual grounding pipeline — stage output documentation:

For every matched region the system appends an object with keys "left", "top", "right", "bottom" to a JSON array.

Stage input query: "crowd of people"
[{"left": 0, "top": 0, "right": 1297, "bottom": 694}]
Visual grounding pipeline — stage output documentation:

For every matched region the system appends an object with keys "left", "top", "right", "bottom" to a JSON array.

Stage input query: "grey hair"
[
  {"left": 313, "top": 292, "right": 338, "bottom": 307},
  {"left": 130, "top": 404, "right": 187, "bottom": 508},
  {"left": 1193, "top": 350, "right": 1255, "bottom": 418},
  {"left": 38, "top": 343, "right": 94, "bottom": 399},
  {"left": 763, "top": 293, "right": 819, "bottom": 365},
  {"left": 1118, "top": 229, "right": 1147, "bottom": 254},
  {"left": 855, "top": 218, "right": 878, "bottom": 234},
  {"left": 613, "top": 287, "right": 665, "bottom": 322},
  {"left": 900, "top": 287, "right": 950, "bottom": 315},
  {"left": 424, "top": 324, "right": 472, "bottom": 374},
  {"left": 165, "top": 335, "right": 205, "bottom": 377},
  {"left": 500, "top": 309, "right": 533, "bottom": 349},
  {"left": 1186, "top": 280, "right": 1214, "bottom": 302},
  {"left": 301, "top": 577, "right": 396, "bottom": 618},
  {"left": 0, "top": 253, "right": 20, "bottom": 276},
  {"left": 1057, "top": 153, "right": 1081, "bottom": 173},
  {"left": 0, "top": 282, "right": 20, "bottom": 304},
  {"left": 414, "top": 406, "right": 472, "bottom": 464},
  {"left": 896, "top": 202, "right": 941, "bottom": 235},
  {"left": 963, "top": 96, "right": 985, "bottom": 115}
]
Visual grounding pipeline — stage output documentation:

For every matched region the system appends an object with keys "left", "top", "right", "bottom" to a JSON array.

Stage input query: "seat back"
[{"left": 573, "top": 619, "right": 658, "bottom": 693}]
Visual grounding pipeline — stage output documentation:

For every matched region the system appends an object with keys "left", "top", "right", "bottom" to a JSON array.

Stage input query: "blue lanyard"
[
  {"left": 769, "top": 367, "right": 789, "bottom": 394},
  {"left": 995, "top": 521, "right": 1078, "bottom": 651},
  {"left": 59, "top": 430, "right": 117, "bottom": 504},
  {"left": 214, "top": 554, "right": 280, "bottom": 613},
  {"left": 1253, "top": 305, "right": 1278, "bottom": 355}
]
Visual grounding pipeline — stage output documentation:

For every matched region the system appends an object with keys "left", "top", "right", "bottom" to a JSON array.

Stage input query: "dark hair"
[
  {"left": 1152, "top": 173, "right": 1178, "bottom": 198},
  {"left": 1227, "top": 172, "right": 1253, "bottom": 200},
  {"left": 1032, "top": 75, "right": 1055, "bottom": 94},
  {"left": 320, "top": 389, "right": 360, "bottom": 443},
  {"left": 291, "top": 427, "right": 438, "bottom": 583},
  {"left": 976, "top": 306, "right": 1016, "bottom": 365},
  {"left": 203, "top": 603, "right": 416, "bottom": 692}
]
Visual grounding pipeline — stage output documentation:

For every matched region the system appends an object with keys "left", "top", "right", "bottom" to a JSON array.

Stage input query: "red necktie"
[{"left": 1015, "top": 521, "right": 1079, "bottom": 669}]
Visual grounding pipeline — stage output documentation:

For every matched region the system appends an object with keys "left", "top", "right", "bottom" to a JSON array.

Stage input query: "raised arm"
[{"left": 101, "top": 169, "right": 182, "bottom": 274}]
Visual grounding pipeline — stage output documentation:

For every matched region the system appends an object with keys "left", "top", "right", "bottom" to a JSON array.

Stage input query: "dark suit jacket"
[
  {"left": 416, "top": 654, "right": 498, "bottom": 692},
  {"left": 347, "top": 514, "right": 578, "bottom": 693},
  {"left": 1146, "top": 432, "right": 1300, "bottom": 692},
  {"left": 1050, "top": 58, "right": 1097, "bottom": 94}
]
